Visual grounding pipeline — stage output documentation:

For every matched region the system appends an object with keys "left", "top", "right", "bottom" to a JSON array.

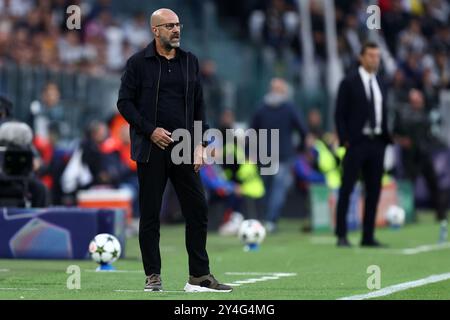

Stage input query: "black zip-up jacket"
[{"left": 117, "top": 40, "right": 209, "bottom": 163}]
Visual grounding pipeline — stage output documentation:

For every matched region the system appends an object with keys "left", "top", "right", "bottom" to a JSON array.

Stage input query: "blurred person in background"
[
  {"left": 79, "top": 120, "right": 123, "bottom": 189},
  {"left": 0, "top": 95, "right": 13, "bottom": 126},
  {"left": 29, "top": 82, "right": 72, "bottom": 147},
  {"left": 393, "top": 88, "right": 448, "bottom": 242},
  {"left": 248, "top": 0, "right": 300, "bottom": 75},
  {"left": 251, "top": 77, "right": 306, "bottom": 233},
  {"left": 200, "top": 60, "right": 224, "bottom": 128},
  {"left": 213, "top": 109, "right": 265, "bottom": 232},
  {"left": 302, "top": 109, "right": 344, "bottom": 192},
  {"left": 103, "top": 113, "right": 139, "bottom": 218},
  {"left": 334, "top": 42, "right": 392, "bottom": 248},
  {"left": 0, "top": 95, "right": 49, "bottom": 207},
  {"left": 123, "top": 11, "right": 152, "bottom": 51}
]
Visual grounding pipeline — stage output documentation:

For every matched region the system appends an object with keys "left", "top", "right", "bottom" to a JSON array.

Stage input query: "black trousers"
[
  {"left": 336, "top": 137, "right": 386, "bottom": 241},
  {"left": 403, "top": 150, "right": 447, "bottom": 221},
  {"left": 137, "top": 144, "right": 210, "bottom": 277}
]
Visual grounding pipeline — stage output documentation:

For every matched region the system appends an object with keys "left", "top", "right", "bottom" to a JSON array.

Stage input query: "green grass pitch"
[{"left": 0, "top": 212, "right": 449, "bottom": 300}]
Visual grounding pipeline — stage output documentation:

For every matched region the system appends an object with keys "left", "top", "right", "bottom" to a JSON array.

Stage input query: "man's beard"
[{"left": 161, "top": 36, "right": 180, "bottom": 50}]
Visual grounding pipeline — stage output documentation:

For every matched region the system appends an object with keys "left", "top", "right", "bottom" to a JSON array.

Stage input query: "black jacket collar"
[{"left": 144, "top": 40, "right": 187, "bottom": 59}]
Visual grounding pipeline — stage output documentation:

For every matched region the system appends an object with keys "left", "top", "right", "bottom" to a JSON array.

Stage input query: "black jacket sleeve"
[
  {"left": 335, "top": 78, "right": 350, "bottom": 146},
  {"left": 117, "top": 57, "right": 156, "bottom": 137}
]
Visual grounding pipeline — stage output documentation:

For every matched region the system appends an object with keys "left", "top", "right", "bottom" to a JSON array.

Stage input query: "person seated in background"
[
  {"left": 304, "top": 108, "right": 346, "bottom": 191},
  {"left": 200, "top": 136, "right": 265, "bottom": 236},
  {"left": 79, "top": 120, "right": 127, "bottom": 189},
  {"left": 393, "top": 88, "right": 448, "bottom": 242},
  {"left": 200, "top": 163, "right": 243, "bottom": 235},
  {"left": 293, "top": 109, "right": 345, "bottom": 232}
]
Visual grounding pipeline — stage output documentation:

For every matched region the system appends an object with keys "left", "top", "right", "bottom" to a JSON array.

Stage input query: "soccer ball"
[
  {"left": 238, "top": 219, "right": 266, "bottom": 245},
  {"left": 89, "top": 233, "right": 122, "bottom": 265},
  {"left": 386, "top": 205, "right": 406, "bottom": 228}
]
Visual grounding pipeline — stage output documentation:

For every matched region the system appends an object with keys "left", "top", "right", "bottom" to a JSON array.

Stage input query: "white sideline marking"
[
  {"left": 114, "top": 289, "right": 183, "bottom": 293},
  {"left": 401, "top": 242, "right": 450, "bottom": 255},
  {"left": 0, "top": 269, "right": 10, "bottom": 272},
  {"left": 225, "top": 272, "right": 297, "bottom": 276},
  {"left": 338, "top": 272, "right": 450, "bottom": 300},
  {"left": 223, "top": 272, "right": 297, "bottom": 287},
  {"left": 311, "top": 237, "right": 450, "bottom": 256}
]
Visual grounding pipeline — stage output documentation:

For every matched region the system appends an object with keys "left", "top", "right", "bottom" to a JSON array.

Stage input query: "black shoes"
[
  {"left": 144, "top": 273, "right": 162, "bottom": 292},
  {"left": 184, "top": 274, "right": 233, "bottom": 293},
  {"left": 337, "top": 237, "right": 352, "bottom": 247},
  {"left": 360, "top": 239, "right": 388, "bottom": 248},
  {"left": 144, "top": 273, "right": 233, "bottom": 292},
  {"left": 337, "top": 237, "right": 388, "bottom": 248}
]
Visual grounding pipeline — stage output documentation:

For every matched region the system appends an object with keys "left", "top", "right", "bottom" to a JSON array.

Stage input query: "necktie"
[{"left": 368, "top": 77, "right": 376, "bottom": 130}]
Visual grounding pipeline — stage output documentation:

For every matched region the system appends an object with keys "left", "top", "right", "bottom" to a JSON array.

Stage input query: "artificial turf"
[{"left": 0, "top": 212, "right": 449, "bottom": 300}]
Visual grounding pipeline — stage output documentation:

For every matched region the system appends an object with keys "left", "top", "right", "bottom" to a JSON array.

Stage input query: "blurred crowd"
[
  {"left": 0, "top": 0, "right": 449, "bottom": 233},
  {"left": 243, "top": 0, "right": 449, "bottom": 96},
  {"left": 0, "top": 0, "right": 151, "bottom": 75}
]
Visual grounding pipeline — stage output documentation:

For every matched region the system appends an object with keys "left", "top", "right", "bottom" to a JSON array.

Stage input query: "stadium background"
[{"left": 0, "top": 0, "right": 449, "bottom": 300}]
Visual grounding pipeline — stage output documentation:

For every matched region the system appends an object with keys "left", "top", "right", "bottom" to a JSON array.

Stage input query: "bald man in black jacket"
[{"left": 117, "top": 8, "right": 231, "bottom": 293}]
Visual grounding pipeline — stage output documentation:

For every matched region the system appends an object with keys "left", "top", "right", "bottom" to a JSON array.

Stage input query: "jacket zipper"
[{"left": 146, "top": 57, "right": 162, "bottom": 163}]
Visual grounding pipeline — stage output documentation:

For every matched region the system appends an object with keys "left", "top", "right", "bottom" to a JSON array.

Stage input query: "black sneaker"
[
  {"left": 360, "top": 239, "right": 388, "bottom": 248},
  {"left": 144, "top": 274, "right": 162, "bottom": 292},
  {"left": 184, "top": 274, "right": 233, "bottom": 293},
  {"left": 337, "top": 237, "right": 352, "bottom": 247}
]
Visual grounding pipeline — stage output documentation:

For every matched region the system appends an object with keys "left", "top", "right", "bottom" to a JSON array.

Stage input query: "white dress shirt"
[{"left": 358, "top": 66, "right": 383, "bottom": 135}]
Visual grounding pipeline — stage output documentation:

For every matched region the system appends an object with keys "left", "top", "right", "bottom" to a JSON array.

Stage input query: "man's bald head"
[
  {"left": 150, "top": 8, "right": 181, "bottom": 50},
  {"left": 150, "top": 8, "right": 179, "bottom": 27}
]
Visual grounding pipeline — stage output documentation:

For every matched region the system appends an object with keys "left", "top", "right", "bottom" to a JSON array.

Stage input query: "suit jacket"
[
  {"left": 334, "top": 69, "right": 391, "bottom": 147},
  {"left": 117, "top": 40, "right": 209, "bottom": 163}
]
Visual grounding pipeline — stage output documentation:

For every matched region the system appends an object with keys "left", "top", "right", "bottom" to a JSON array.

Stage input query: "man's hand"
[
  {"left": 151, "top": 128, "right": 173, "bottom": 150},
  {"left": 193, "top": 144, "right": 215, "bottom": 173}
]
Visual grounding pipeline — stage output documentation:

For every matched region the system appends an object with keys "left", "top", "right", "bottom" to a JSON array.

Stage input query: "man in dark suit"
[
  {"left": 334, "top": 42, "right": 392, "bottom": 248},
  {"left": 117, "top": 8, "right": 231, "bottom": 292}
]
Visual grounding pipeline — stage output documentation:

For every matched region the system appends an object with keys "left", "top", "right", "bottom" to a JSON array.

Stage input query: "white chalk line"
[
  {"left": 114, "top": 289, "right": 183, "bottom": 293},
  {"left": 113, "top": 272, "right": 297, "bottom": 292},
  {"left": 0, "top": 269, "right": 10, "bottom": 272},
  {"left": 338, "top": 272, "right": 450, "bottom": 300},
  {"left": 400, "top": 242, "right": 450, "bottom": 255},
  {"left": 311, "top": 237, "right": 450, "bottom": 255},
  {"left": 224, "top": 272, "right": 297, "bottom": 276},
  {"left": 223, "top": 272, "right": 297, "bottom": 287}
]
